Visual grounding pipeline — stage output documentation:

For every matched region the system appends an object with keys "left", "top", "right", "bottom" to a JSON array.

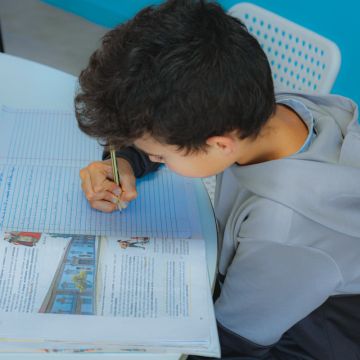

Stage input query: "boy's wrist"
[{"left": 102, "top": 148, "right": 137, "bottom": 176}]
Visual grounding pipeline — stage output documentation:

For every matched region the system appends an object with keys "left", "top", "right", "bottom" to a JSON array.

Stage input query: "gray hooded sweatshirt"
[
  {"left": 214, "top": 92, "right": 360, "bottom": 346},
  {"left": 114, "top": 92, "right": 360, "bottom": 355}
]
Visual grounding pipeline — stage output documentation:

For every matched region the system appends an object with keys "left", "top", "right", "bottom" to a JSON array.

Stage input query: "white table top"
[{"left": 0, "top": 53, "right": 218, "bottom": 360}]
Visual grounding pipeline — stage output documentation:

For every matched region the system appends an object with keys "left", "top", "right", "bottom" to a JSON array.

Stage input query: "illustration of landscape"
[
  {"left": 2, "top": 231, "right": 150, "bottom": 317},
  {"left": 39, "top": 234, "right": 98, "bottom": 315}
]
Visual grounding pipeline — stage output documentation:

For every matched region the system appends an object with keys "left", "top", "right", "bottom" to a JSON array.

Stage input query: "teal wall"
[
  {"left": 221, "top": 0, "right": 359, "bottom": 105},
  {"left": 43, "top": 0, "right": 360, "bottom": 105}
]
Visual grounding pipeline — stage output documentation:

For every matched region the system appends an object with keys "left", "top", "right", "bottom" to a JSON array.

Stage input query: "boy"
[{"left": 75, "top": 0, "right": 360, "bottom": 358}]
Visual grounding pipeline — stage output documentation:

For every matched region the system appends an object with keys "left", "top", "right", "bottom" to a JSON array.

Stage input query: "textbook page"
[
  {"left": 0, "top": 106, "right": 202, "bottom": 238},
  {"left": 0, "top": 231, "right": 220, "bottom": 357}
]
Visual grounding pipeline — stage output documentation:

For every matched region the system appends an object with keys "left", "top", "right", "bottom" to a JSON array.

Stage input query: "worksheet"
[{"left": 0, "top": 106, "right": 201, "bottom": 238}]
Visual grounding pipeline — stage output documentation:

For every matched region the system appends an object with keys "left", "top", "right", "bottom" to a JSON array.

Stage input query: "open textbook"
[{"left": 0, "top": 106, "right": 220, "bottom": 357}]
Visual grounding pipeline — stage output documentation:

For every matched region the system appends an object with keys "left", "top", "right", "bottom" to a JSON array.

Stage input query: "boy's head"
[{"left": 75, "top": 0, "right": 275, "bottom": 163}]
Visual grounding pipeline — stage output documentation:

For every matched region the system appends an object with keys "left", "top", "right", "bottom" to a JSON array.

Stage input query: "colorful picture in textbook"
[
  {"left": 0, "top": 231, "right": 195, "bottom": 319},
  {"left": 1, "top": 232, "right": 98, "bottom": 315},
  {"left": 38, "top": 234, "right": 98, "bottom": 315},
  {"left": 118, "top": 236, "right": 150, "bottom": 250},
  {"left": 4, "top": 231, "right": 41, "bottom": 247}
]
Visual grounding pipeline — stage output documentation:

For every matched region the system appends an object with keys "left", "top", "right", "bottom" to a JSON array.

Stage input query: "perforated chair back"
[{"left": 228, "top": 3, "right": 341, "bottom": 94}]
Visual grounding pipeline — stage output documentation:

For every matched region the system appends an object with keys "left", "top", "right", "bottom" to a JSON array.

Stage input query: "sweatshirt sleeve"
[
  {"left": 214, "top": 238, "right": 343, "bottom": 358},
  {"left": 102, "top": 147, "right": 160, "bottom": 178}
]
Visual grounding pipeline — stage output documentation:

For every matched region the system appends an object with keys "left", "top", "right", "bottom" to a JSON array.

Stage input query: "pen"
[{"left": 110, "top": 146, "right": 127, "bottom": 211}]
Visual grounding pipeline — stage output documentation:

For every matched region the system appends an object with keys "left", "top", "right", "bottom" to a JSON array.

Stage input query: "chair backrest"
[
  {"left": 228, "top": 3, "right": 341, "bottom": 94},
  {"left": 0, "top": 20, "right": 4, "bottom": 53}
]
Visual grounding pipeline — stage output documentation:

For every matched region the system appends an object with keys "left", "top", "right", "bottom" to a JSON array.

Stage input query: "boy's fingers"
[
  {"left": 80, "top": 162, "right": 113, "bottom": 191},
  {"left": 80, "top": 168, "right": 95, "bottom": 198},
  {"left": 119, "top": 174, "right": 138, "bottom": 202},
  {"left": 121, "top": 190, "right": 137, "bottom": 202},
  {"left": 90, "top": 171, "right": 120, "bottom": 194},
  {"left": 86, "top": 190, "right": 118, "bottom": 204},
  {"left": 87, "top": 191, "right": 120, "bottom": 212},
  {"left": 91, "top": 200, "right": 117, "bottom": 213},
  {"left": 80, "top": 160, "right": 136, "bottom": 211}
]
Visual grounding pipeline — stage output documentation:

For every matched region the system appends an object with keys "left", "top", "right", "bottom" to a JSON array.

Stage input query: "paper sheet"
[{"left": 0, "top": 106, "right": 200, "bottom": 238}]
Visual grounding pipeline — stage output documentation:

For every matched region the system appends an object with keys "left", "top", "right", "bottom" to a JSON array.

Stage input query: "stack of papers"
[{"left": 0, "top": 106, "right": 220, "bottom": 357}]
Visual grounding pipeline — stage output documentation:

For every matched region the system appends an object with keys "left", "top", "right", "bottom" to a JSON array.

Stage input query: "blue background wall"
[{"left": 43, "top": 0, "right": 360, "bottom": 105}]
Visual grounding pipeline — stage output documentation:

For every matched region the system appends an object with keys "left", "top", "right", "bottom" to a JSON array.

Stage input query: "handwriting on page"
[
  {"left": 0, "top": 106, "right": 193, "bottom": 238},
  {"left": 0, "top": 165, "right": 191, "bottom": 238}
]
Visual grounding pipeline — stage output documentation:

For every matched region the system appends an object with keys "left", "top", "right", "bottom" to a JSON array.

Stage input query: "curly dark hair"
[{"left": 75, "top": 0, "right": 275, "bottom": 152}]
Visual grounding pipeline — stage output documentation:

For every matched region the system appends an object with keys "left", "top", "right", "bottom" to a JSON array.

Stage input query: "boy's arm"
[
  {"left": 102, "top": 146, "right": 160, "bottom": 178},
  {"left": 214, "top": 239, "right": 342, "bottom": 358}
]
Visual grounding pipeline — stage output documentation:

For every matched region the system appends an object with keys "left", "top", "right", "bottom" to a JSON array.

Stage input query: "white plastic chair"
[
  {"left": 228, "top": 2, "right": 341, "bottom": 93},
  {"left": 202, "top": 3, "right": 341, "bottom": 205}
]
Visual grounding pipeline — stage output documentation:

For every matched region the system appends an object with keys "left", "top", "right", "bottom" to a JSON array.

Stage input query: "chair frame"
[{"left": 0, "top": 20, "right": 4, "bottom": 52}]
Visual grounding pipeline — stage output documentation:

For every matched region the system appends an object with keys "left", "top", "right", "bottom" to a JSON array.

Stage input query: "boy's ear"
[{"left": 205, "top": 135, "right": 236, "bottom": 155}]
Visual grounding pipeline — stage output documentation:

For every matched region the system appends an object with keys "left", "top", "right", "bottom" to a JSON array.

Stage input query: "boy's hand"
[{"left": 80, "top": 158, "right": 137, "bottom": 212}]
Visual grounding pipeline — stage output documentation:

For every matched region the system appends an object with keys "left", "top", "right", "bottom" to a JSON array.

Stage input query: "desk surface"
[{"left": 0, "top": 53, "right": 218, "bottom": 359}]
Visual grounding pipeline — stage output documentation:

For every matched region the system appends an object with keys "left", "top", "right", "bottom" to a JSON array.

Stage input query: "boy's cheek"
[
  {"left": 167, "top": 163, "right": 208, "bottom": 178},
  {"left": 166, "top": 163, "right": 191, "bottom": 177}
]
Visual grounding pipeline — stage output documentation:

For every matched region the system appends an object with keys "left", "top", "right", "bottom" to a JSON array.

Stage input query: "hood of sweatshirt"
[{"left": 229, "top": 92, "right": 360, "bottom": 238}]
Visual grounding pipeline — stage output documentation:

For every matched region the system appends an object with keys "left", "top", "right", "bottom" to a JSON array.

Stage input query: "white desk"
[{"left": 0, "top": 53, "right": 218, "bottom": 360}]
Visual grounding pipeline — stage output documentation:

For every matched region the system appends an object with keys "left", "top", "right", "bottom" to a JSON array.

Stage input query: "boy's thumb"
[{"left": 120, "top": 175, "right": 137, "bottom": 201}]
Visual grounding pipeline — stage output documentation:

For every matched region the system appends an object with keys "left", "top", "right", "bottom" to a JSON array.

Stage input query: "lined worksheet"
[
  {"left": 0, "top": 106, "right": 102, "bottom": 166},
  {"left": 0, "top": 106, "right": 199, "bottom": 238}
]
